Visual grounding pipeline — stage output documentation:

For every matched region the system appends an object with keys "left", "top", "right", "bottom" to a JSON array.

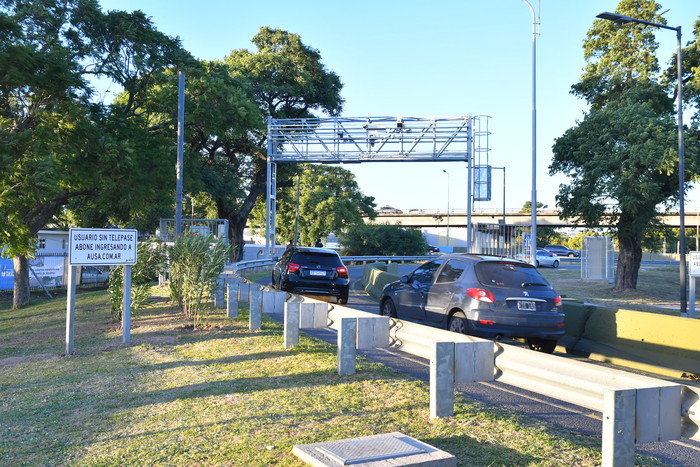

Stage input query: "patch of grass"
[
  {"left": 539, "top": 266, "right": 681, "bottom": 314},
  {"left": 1, "top": 286, "right": 664, "bottom": 466}
]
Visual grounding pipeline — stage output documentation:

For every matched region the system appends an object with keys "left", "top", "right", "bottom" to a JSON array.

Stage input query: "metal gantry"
[{"left": 265, "top": 115, "right": 490, "bottom": 255}]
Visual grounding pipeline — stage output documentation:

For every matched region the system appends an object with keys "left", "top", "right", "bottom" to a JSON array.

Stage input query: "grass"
[
  {"left": 538, "top": 265, "right": 683, "bottom": 314},
  {"left": 0, "top": 287, "right": 667, "bottom": 466}
]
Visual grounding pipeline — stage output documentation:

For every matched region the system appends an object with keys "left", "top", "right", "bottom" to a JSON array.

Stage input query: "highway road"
[{"left": 257, "top": 265, "right": 700, "bottom": 465}]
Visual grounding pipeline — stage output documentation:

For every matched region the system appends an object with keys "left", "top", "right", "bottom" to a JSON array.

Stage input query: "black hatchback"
[
  {"left": 271, "top": 246, "right": 349, "bottom": 304},
  {"left": 379, "top": 254, "right": 564, "bottom": 353}
]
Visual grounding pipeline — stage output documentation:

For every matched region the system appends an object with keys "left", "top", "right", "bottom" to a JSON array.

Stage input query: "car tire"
[
  {"left": 527, "top": 338, "right": 557, "bottom": 354},
  {"left": 568, "top": 253, "right": 575, "bottom": 257},
  {"left": 380, "top": 298, "right": 397, "bottom": 318},
  {"left": 553, "top": 260, "right": 559, "bottom": 268},
  {"left": 337, "top": 296, "right": 348, "bottom": 305},
  {"left": 448, "top": 311, "right": 469, "bottom": 334}
]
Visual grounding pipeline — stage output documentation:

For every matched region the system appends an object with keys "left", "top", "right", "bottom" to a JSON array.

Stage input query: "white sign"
[
  {"left": 690, "top": 251, "right": 700, "bottom": 277},
  {"left": 69, "top": 228, "right": 138, "bottom": 265}
]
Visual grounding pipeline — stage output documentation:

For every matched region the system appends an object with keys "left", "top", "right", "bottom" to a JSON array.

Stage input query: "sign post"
[
  {"left": 67, "top": 228, "right": 138, "bottom": 353},
  {"left": 688, "top": 251, "right": 700, "bottom": 319}
]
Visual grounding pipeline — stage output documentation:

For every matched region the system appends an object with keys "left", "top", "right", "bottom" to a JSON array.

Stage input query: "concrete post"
[
  {"left": 602, "top": 388, "right": 636, "bottom": 467},
  {"left": 238, "top": 282, "right": 252, "bottom": 302},
  {"left": 263, "top": 290, "right": 286, "bottom": 314},
  {"left": 284, "top": 302, "right": 300, "bottom": 349},
  {"left": 356, "top": 317, "right": 390, "bottom": 349},
  {"left": 299, "top": 302, "right": 329, "bottom": 329},
  {"left": 454, "top": 341, "right": 494, "bottom": 383},
  {"left": 226, "top": 280, "right": 238, "bottom": 319},
  {"left": 430, "top": 342, "right": 455, "bottom": 419},
  {"left": 214, "top": 277, "right": 225, "bottom": 308},
  {"left": 338, "top": 318, "right": 357, "bottom": 375},
  {"left": 249, "top": 289, "right": 263, "bottom": 330}
]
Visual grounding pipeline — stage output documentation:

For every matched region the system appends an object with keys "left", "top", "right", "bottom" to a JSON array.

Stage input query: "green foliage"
[
  {"left": 573, "top": 0, "right": 665, "bottom": 108},
  {"left": 0, "top": 0, "right": 194, "bottom": 307},
  {"left": 168, "top": 233, "right": 230, "bottom": 328},
  {"left": 250, "top": 164, "right": 376, "bottom": 245},
  {"left": 108, "top": 239, "right": 167, "bottom": 322},
  {"left": 339, "top": 223, "right": 428, "bottom": 256}
]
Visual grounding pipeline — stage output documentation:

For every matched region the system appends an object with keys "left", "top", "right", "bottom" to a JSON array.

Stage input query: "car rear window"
[
  {"left": 292, "top": 252, "right": 342, "bottom": 267},
  {"left": 475, "top": 261, "right": 552, "bottom": 289}
]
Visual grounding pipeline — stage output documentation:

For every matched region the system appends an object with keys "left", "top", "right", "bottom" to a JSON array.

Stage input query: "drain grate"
[{"left": 315, "top": 436, "right": 426, "bottom": 465}]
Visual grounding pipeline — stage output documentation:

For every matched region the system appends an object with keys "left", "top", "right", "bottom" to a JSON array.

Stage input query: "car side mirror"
[{"left": 400, "top": 275, "right": 409, "bottom": 284}]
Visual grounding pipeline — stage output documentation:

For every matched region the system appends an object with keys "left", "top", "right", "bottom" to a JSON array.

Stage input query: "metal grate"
[{"left": 315, "top": 436, "right": 425, "bottom": 465}]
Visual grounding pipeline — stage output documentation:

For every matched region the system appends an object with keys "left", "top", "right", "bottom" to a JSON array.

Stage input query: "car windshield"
[
  {"left": 292, "top": 252, "right": 341, "bottom": 267},
  {"left": 475, "top": 261, "right": 552, "bottom": 289}
]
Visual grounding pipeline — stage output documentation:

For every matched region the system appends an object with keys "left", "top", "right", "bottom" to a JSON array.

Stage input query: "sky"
[{"left": 99, "top": 0, "right": 699, "bottom": 214}]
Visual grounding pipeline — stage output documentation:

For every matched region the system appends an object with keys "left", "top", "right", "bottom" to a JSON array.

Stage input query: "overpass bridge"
[{"left": 365, "top": 210, "right": 700, "bottom": 228}]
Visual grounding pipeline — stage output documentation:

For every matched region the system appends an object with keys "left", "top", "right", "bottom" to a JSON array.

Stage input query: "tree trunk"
[
  {"left": 229, "top": 215, "right": 248, "bottom": 262},
  {"left": 12, "top": 255, "right": 30, "bottom": 309},
  {"left": 614, "top": 236, "right": 642, "bottom": 291}
]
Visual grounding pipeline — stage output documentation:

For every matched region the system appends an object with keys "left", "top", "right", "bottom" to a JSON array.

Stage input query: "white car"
[{"left": 535, "top": 249, "right": 559, "bottom": 268}]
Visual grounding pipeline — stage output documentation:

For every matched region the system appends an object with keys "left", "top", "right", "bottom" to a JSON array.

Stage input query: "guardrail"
[{"left": 222, "top": 261, "right": 700, "bottom": 465}]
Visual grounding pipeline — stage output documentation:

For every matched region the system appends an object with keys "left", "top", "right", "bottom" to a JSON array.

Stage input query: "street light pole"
[
  {"left": 597, "top": 11, "right": 687, "bottom": 316},
  {"left": 521, "top": 0, "right": 538, "bottom": 266},
  {"left": 443, "top": 169, "right": 451, "bottom": 247}
]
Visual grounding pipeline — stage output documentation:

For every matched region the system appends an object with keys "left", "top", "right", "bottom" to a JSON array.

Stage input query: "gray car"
[{"left": 379, "top": 254, "right": 565, "bottom": 353}]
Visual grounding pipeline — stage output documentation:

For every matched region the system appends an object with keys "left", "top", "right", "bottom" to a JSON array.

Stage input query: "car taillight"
[
  {"left": 467, "top": 288, "right": 495, "bottom": 303},
  {"left": 554, "top": 295, "right": 562, "bottom": 307},
  {"left": 336, "top": 266, "right": 348, "bottom": 278},
  {"left": 286, "top": 263, "right": 300, "bottom": 274}
]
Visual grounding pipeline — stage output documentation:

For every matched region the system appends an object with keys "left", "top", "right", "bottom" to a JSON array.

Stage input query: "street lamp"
[
  {"left": 597, "top": 11, "right": 687, "bottom": 316},
  {"left": 521, "top": 0, "right": 538, "bottom": 266},
  {"left": 443, "top": 169, "right": 451, "bottom": 247}
]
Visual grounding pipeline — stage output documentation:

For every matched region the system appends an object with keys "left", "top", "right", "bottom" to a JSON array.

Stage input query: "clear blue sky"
[{"left": 100, "top": 0, "right": 698, "bottom": 213}]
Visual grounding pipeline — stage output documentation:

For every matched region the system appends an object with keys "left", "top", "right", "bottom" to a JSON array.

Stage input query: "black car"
[
  {"left": 544, "top": 244, "right": 580, "bottom": 258},
  {"left": 379, "top": 254, "right": 564, "bottom": 353},
  {"left": 271, "top": 246, "right": 349, "bottom": 304}
]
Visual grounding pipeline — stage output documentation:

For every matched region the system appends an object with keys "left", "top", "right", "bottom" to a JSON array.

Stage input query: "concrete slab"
[{"left": 292, "top": 431, "right": 456, "bottom": 466}]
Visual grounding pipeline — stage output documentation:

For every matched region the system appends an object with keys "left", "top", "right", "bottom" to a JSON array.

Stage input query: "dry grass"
[{"left": 539, "top": 265, "right": 682, "bottom": 315}]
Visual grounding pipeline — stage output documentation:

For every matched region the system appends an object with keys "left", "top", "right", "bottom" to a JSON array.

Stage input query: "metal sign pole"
[
  {"left": 65, "top": 266, "right": 77, "bottom": 355},
  {"left": 122, "top": 265, "right": 132, "bottom": 343}
]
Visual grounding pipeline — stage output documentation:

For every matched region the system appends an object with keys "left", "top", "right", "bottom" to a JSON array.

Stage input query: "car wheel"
[
  {"left": 380, "top": 298, "right": 397, "bottom": 318},
  {"left": 337, "top": 296, "right": 348, "bottom": 305},
  {"left": 527, "top": 338, "right": 557, "bottom": 354},
  {"left": 553, "top": 260, "right": 559, "bottom": 268},
  {"left": 448, "top": 311, "right": 468, "bottom": 334},
  {"left": 568, "top": 253, "right": 575, "bottom": 257}
]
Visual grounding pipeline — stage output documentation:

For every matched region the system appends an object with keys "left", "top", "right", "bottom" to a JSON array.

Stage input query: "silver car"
[{"left": 379, "top": 254, "right": 565, "bottom": 353}]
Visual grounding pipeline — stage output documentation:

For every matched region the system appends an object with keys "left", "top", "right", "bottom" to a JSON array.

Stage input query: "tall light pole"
[
  {"left": 521, "top": 0, "right": 539, "bottom": 266},
  {"left": 443, "top": 169, "right": 451, "bottom": 247},
  {"left": 597, "top": 11, "right": 687, "bottom": 316}
]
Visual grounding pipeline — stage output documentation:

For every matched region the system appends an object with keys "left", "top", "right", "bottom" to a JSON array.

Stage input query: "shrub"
[
  {"left": 109, "top": 239, "right": 167, "bottom": 323},
  {"left": 168, "top": 232, "right": 230, "bottom": 328}
]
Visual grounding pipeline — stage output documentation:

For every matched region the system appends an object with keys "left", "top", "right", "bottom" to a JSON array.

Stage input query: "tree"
[
  {"left": 551, "top": 85, "right": 681, "bottom": 290},
  {"left": 0, "top": 1, "right": 194, "bottom": 308},
  {"left": 549, "top": 0, "right": 700, "bottom": 291},
  {"left": 249, "top": 164, "right": 376, "bottom": 246},
  {"left": 191, "top": 27, "right": 344, "bottom": 260},
  {"left": 339, "top": 224, "right": 428, "bottom": 256}
]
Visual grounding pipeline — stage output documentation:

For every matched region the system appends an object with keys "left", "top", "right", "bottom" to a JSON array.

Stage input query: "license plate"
[
  {"left": 309, "top": 270, "right": 326, "bottom": 277},
  {"left": 517, "top": 301, "right": 536, "bottom": 311}
]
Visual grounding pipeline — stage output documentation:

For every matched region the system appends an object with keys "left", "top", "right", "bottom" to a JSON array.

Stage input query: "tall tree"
[
  {"left": 249, "top": 164, "right": 376, "bottom": 246},
  {"left": 210, "top": 27, "right": 344, "bottom": 259},
  {"left": 0, "top": 0, "right": 193, "bottom": 308}
]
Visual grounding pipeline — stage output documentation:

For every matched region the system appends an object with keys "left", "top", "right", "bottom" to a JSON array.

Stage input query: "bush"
[
  {"left": 168, "top": 232, "right": 230, "bottom": 328},
  {"left": 109, "top": 239, "right": 167, "bottom": 323},
  {"left": 339, "top": 223, "right": 428, "bottom": 256}
]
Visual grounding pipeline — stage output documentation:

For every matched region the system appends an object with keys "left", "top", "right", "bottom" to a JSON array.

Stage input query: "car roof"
[
  {"left": 431, "top": 253, "right": 531, "bottom": 264},
  {"left": 290, "top": 246, "right": 338, "bottom": 254}
]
